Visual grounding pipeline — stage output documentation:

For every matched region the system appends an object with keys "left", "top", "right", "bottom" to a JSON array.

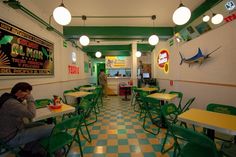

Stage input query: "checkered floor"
[{"left": 68, "top": 96, "right": 173, "bottom": 157}]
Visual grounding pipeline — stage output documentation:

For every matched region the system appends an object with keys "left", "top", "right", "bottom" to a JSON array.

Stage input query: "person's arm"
[{"left": 8, "top": 95, "right": 36, "bottom": 119}]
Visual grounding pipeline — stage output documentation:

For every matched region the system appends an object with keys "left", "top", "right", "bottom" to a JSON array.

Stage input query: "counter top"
[{"left": 107, "top": 77, "right": 131, "bottom": 79}]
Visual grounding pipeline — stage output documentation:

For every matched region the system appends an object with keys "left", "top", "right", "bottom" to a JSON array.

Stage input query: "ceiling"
[{"left": 4, "top": 0, "right": 221, "bottom": 57}]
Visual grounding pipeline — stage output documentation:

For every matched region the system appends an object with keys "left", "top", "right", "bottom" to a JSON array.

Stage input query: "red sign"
[
  {"left": 68, "top": 65, "right": 79, "bottom": 74},
  {"left": 224, "top": 12, "right": 236, "bottom": 23},
  {"left": 158, "top": 49, "right": 169, "bottom": 68}
]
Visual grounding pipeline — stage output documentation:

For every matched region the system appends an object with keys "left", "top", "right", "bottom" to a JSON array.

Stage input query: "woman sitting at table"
[{"left": 0, "top": 82, "right": 54, "bottom": 156}]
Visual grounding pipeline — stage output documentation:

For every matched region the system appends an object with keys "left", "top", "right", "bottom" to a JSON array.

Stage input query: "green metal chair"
[
  {"left": 181, "top": 97, "right": 196, "bottom": 113},
  {"left": 169, "top": 91, "right": 183, "bottom": 112},
  {"left": 161, "top": 103, "right": 180, "bottom": 153},
  {"left": 63, "top": 89, "right": 78, "bottom": 106},
  {"left": 206, "top": 103, "right": 236, "bottom": 143},
  {"left": 142, "top": 96, "right": 161, "bottom": 135},
  {"left": 39, "top": 114, "right": 90, "bottom": 157},
  {"left": 159, "top": 88, "right": 166, "bottom": 93},
  {"left": 80, "top": 93, "right": 99, "bottom": 126},
  {"left": 169, "top": 124, "right": 222, "bottom": 157},
  {"left": 35, "top": 98, "right": 52, "bottom": 109},
  {"left": 35, "top": 98, "right": 57, "bottom": 124}
]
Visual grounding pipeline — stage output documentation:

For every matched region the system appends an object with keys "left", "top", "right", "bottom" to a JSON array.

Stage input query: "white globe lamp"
[
  {"left": 136, "top": 51, "right": 142, "bottom": 58},
  {"left": 172, "top": 3, "right": 191, "bottom": 25},
  {"left": 211, "top": 13, "right": 223, "bottom": 25},
  {"left": 53, "top": 3, "right": 71, "bottom": 26},
  {"left": 95, "top": 51, "right": 102, "bottom": 58},
  {"left": 79, "top": 35, "right": 90, "bottom": 46},
  {"left": 148, "top": 34, "right": 159, "bottom": 46},
  {"left": 202, "top": 15, "right": 210, "bottom": 22}
]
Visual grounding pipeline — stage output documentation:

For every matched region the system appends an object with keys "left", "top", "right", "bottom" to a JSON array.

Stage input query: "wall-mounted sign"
[
  {"left": 157, "top": 49, "right": 169, "bottom": 73},
  {"left": 71, "top": 52, "right": 76, "bottom": 63},
  {"left": 68, "top": 65, "right": 79, "bottom": 74},
  {"left": 0, "top": 19, "right": 54, "bottom": 76},
  {"left": 225, "top": 0, "right": 235, "bottom": 11},
  {"left": 224, "top": 12, "right": 236, "bottom": 22},
  {"left": 105, "top": 56, "right": 131, "bottom": 68}
]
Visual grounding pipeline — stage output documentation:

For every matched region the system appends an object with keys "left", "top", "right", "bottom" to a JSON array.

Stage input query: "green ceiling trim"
[
  {"left": 175, "top": 0, "right": 222, "bottom": 32},
  {"left": 137, "top": 44, "right": 155, "bottom": 52},
  {"left": 83, "top": 43, "right": 154, "bottom": 57},
  {"left": 63, "top": 26, "right": 174, "bottom": 40}
]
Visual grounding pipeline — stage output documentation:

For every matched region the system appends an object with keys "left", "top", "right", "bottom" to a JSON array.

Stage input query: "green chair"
[
  {"left": 181, "top": 97, "right": 195, "bottom": 113},
  {"left": 35, "top": 98, "right": 57, "bottom": 124},
  {"left": 161, "top": 103, "right": 180, "bottom": 153},
  {"left": 39, "top": 114, "right": 89, "bottom": 157},
  {"left": 142, "top": 96, "right": 161, "bottom": 135},
  {"left": 35, "top": 98, "right": 52, "bottom": 109},
  {"left": 169, "top": 91, "right": 183, "bottom": 112},
  {"left": 206, "top": 103, "right": 236, "bottom": 143},
  {"left": 169, "top": 124, "right": 222, "bottom": 157},
  {"left": 80, "top": 93, "right": 98, "bottom": 126},
  {"left": 136, "top": 90, "right": 149, "bottom": 118},
  {"left": 63, "top": 89, "right": 78, "bottom": 106},
  {"left": 159, "top": 88, "right": 166, "bottom": 93}
]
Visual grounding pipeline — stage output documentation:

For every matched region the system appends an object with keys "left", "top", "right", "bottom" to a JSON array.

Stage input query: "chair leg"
[
  {"left": 142, "top": 111, "right": 160, "bottom": 135},
  {"left": 161, "top": 129, "right": 174, "bottom": 153},
  {"left": 80, "top": 121, "right": 92, "bottom": 143},
  {"left": 74, "top": 130, "right": 84, "bottom": 157}
]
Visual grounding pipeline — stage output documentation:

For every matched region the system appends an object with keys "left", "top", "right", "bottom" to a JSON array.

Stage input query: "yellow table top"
[
  {"left": 178, "top": 108, "right": 236, "bottom": 135},
  {"left": 64, "top": 91, "right": 92, "bottom": 98},
  {"left": 80, "top": 87, "right": 96, "bottom": 91},
  {"left": 33, "top": 103, "right": 75, "bottom": 122},
  {"left": 147, "top": 93, "right": 177, "bottom": 101},
  {"left": 138, "top": 87, "right": 158, "bottom": 92}
]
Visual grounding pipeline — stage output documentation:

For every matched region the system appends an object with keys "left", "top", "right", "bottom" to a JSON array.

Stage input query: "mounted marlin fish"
[{"left": 179, "top": 46, "right": 221, "bottom": 66}]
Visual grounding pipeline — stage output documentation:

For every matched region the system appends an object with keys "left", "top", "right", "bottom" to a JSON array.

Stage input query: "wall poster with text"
[{"left": 0, "top": 19, "right": 54, "bottom": 76}]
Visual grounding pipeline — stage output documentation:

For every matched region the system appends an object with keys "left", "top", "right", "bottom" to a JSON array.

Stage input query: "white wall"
[
  {"left": 154, "top": 20, "right": 236, "bottom": 109},
  {"left": 0, "top": 2, "right": 90, "bottom": 99}
]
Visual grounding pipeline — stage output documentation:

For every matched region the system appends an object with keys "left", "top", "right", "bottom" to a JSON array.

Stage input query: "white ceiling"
[{"left": 28, "top": 0, "right": 205, "bottom": 27}]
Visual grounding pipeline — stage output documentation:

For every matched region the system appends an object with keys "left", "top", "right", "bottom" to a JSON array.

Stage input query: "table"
[
  {"left": 120, "top": 85, "right": 132, "bottom": 101},
  {"left": 147, "top": 93, "right": 177, "bottom": 128},
  {"left": 137, "top": 87, "right": 158, "bottom": 93},
  {"left": 80, "top": 87, "right": 96, "bottom": 92},
  {"left": 178, "top": 108, "right": 236, "bottom": 139},
  {"left": 33, "top": 104, "right": 75, "bottom": 122},
  {"left": 64, "top": 91, "right": 92, "bottom": 98}
]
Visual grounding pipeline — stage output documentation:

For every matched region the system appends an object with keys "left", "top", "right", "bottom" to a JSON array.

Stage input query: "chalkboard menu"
[{"left": 0, "top": 19, "right": 54, "bottom": 76}]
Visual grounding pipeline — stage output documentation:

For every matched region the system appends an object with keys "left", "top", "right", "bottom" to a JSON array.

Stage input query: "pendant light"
[
  {"left": 79, "top": 15, "right": 90, "bottom": 46},
  {"left": 202, "top": 15, "right": 210, "bottom": 22},
  {"left": 211, "top": 13, "right": 224, "bottom": 25},
  {"left": 136, "top": 51, "right": 142, "bottom": 58},
  {"left": 172, "top": 1, "right": 191, "bottom": 25},
  {"left": 95, "top": 51, "right": 102, "bottom": 58},
  {"left": 53, "top": 0, "right": 71, "bottom": 26},
  {"left": 148, "top": 15, "right": 159, "bottom": 46}
]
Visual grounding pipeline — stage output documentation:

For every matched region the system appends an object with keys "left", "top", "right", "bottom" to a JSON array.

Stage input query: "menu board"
[
  {"left": 0, "top": 19, "right": 54, "bottom": 76},
  {"left": 105, "top": 56, "right": 130, "bottom": 69}
]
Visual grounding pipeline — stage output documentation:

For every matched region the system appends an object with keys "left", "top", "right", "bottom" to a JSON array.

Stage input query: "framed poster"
[{"left": 0, "top": 19, "right": 54, "bottom": 76}]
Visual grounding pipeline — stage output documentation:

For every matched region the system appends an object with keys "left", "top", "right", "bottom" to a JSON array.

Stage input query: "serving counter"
[{"left": 107, "top": 77, "right": 131, "bottom": 95}]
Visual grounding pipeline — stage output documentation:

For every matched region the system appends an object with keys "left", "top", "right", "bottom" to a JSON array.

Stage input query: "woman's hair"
[{"left": 11, "top": 82, "right": 32, "bottom": 94}]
